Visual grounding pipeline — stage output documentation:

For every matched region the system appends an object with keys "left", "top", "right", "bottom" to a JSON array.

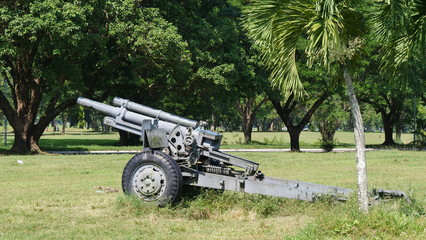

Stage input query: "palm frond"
[
  {"left": 371, "top": 0, "right": 411, "bottom": 42},
  {"left": 244, "top": 0, "right": 365, "bottom": 98},
  {"left": 374, "top": 0, "right": 426, "bottom": 85},
  {"left": 244, "top": 0, "right": 314, "bottom": 98},
  {"left": 306, "top": 0, "right": 363, "bottom": 65}
]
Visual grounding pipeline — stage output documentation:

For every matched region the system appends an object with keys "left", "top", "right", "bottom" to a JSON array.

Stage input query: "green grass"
[
  {"left": 220, "top": 131, "right": 415, "bottom": 148},
  {"left": 0, "top": 151, "right": 425, "bottom": 239},
  {"left": 0, "top": 129, "right": 416, "bottom": 152}
]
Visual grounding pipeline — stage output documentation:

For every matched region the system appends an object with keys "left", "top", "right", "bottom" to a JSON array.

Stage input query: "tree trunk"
[
  {"left": 268, "top": 120, "right": 275, "bottom": 131},
  {"left": 12, "top": 130, "right": 31, "bottom": 154},
  {"left": 118, "top": 130, "right": 140, "bottom": 146},
  {"left": 270, "top": 92, "right": 328, "bottom": 152},
  {"left": 382, "top": 114, "right": 395, "bottom": 145},
  {"left": 11, "top": 122, "right": 43, "bottom": 154},
  {"left": 360, "top": 94, "right": 403, "bottom": 146},
  {"left": 395, "top": 121, "right": 402, "bottom": 143},
  {"left": 242, "top": 119, "right": 253, "bottom": 143},
  {"left": 52, "top": 119, "right": 58, "bottom": 134},
  {"left": 288, "top": 127, "right": 302, "bottom": 152},
  {"left": 90, "top": 112, "right": 100, "bottom": 131},
  {"left": 1, "top": 87, "right": 76, "bottom": 154},
  {"left": 343, "top": 65, "right": 369, "bottom": 214},
  {"left": 61, "top": 113, "right": 67, "bottom": 134},
  {"left": 30, "top": 126, "right": 44, "bottom": 152},
  {"left": 210, "top": 114, "right": 217, "bottom": 131},
  {"left": 240, "top": 106, "right": 254, "bottom": 143},
  {"left": 237, "top": 97, "right": 268, "bottom": 144}
]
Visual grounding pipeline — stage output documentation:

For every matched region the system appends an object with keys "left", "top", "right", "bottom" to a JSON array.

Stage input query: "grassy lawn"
[
  {"left": 221, "top": 131, "right": 414, "bottom": 148},
  {"left": 0, "top": 129, "right": 416, "bottom": 152},
  {"left": 0, "top": 151, "right": 425, "bottom": 239}
]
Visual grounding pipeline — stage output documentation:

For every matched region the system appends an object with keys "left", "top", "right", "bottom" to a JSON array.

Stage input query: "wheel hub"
[{"left": 132, "top": 164, "right": 167, "bottom": 200}]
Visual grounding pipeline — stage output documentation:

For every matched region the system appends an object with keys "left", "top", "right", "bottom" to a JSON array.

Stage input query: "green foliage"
[
  {"left": 243, "top": 0, "right": 366, "bottom": 98},
  {"left": 415, "top": 103, "right": 426, "bottom": 137},
  {"left": 116, "top": 188, "right": 309, "bottom": 220},
  {"left": 263, "top": 135, "right": 286, "bottom": 146},
  {"left": 77, "top": 106, "right": 85, "bottom": 129},
  {"left": 0, "top": 0, "right": 193, "bottom": 152},
  {"left": 142, "top": 0, "right": 270, "bottom": 122},
  {"left": 360, "top": 104, "right": 383, "bottom": 132},
  {"left": 312, "top": 94, "right": 350, "bottom": 148},
  {"left": 287, "top": 195, "right": 425, "bottom": 239},
  {"left": 373, "top": 0, "right": 426, "bottom": 86},
  {"left": 104, "top": 3, "right": 193, "bottom": 107},
  {"left": 319, "top": 201, "right": 423, "bottom": 239},
  {"left": 319, "top": 139, "right": 337, "bottom": 152}
]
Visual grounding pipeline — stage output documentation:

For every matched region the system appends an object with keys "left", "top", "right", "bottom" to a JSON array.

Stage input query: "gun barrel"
[
  {"left": 77, "top": 97, "right": 121, "bottom": 117},
  {"left": 113, "top": 97, "right": 198, "bottom": 129},
  {"left": 77, "top": 97, "right": 185, "bottom": 135}
]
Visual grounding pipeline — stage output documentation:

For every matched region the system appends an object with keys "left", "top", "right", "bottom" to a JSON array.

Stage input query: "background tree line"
[{"left": 1, "top": 0, "right": 425, "bottom": 155}]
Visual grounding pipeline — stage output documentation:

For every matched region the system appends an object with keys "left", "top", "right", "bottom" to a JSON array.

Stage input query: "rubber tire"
[{"left": 122, "top": 151, "right": 183, "bottom": 206}]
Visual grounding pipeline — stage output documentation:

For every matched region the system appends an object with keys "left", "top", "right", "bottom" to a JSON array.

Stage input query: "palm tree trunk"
[{"left": 343, "top": 65, "right": 369, "bottom": 214}]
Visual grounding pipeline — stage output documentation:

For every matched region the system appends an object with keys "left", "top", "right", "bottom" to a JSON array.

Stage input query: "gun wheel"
[{"left": 122, "top": 151, "right": 183, "bottom": 206}]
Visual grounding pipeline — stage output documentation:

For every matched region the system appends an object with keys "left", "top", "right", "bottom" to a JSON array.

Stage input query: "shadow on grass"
[
  {"left": 39, "top": 138, "right": 119, "bottom": 151},
  {"left": 335, "top": 143, "right": 354, "bottom": 147},
  {"left": 367, "top": 142, "right": 426, "bottom": 151},
  {"left": 42, "top": 131, "right": 117, "bottom": 136},
  {"left": 0, "top": 148, "right": 14, "bottom": 155}
]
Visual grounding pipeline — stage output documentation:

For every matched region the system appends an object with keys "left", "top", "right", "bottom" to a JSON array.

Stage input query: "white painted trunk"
[{"left": 343, "top": 66, "right": 369, "bottom": 214}]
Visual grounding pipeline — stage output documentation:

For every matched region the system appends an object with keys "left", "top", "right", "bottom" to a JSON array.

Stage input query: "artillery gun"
[{"left": 78, "top": 97, "right": 354, "bottom": 205}]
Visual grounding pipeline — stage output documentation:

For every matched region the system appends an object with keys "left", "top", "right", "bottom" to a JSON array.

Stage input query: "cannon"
[{"left": 78, "top": 97, "right": 353, "bottom": 205}]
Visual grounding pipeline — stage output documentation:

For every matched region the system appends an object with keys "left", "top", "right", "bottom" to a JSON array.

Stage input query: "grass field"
[
  {"left": 0, "top": 129, "right": 416, "bottom": 151},
  {"left": 220, "top": 131, "right": 414, "bottom": 148},
  {"left": 0, "top": 150, "right": 425, "bottom": 239}
]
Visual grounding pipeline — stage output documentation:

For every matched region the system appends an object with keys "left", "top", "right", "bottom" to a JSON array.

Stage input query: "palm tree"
[
  {"left": 374, "top": 0, "right": 426, "bottom": 81},
  {"left": 244, "top": 0, "right": 369, "bottom": 213}
]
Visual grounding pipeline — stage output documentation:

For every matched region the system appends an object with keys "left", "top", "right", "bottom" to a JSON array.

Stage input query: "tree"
[
  {"left": 237, "top": 95, "right": 268, "bottom": 143},
  {"left": 312, "top": 94, "right": 350, "bottom": 151},
  {"left": 359, "top": 79, "right": 405, "bottom": 145},
  {"left": 267, "top": 61, "right": 334, "bottom": 151},
  {"left": 253, "top": 101, "right": 281, "bottom": 132},
  {"left": 0, "top": 0, "right": 192, "bottom": 154},
  {"left": 415, "top": 101, "right": 426, "bottom": 143},
  {"left": 244, "top": 0, "right": 370, "bottom": 212},
  {"left": 139, "top": 0, "right": 242, "bottom": 121},
  {"left": 142, "top": 0, "right": 271, "bottom": 141},
  {"left": 356, "top": 44, "right": 406, "bottom": 145},
  {"left": 360, "top": 104, "right": 382, "bottom": 133},
  {"left": 270, "top": 91, "right": 329, "bottom": 151},
  {"left": 377, "top": 0, "right": 426, "bottom": 144}
]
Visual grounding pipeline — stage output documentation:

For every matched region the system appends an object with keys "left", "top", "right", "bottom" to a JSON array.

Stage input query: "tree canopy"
[
  {"left": 0, "top": 0, "right": 192, "bottom": 153},
  {"left": 0, "top": 0, "right": 424, "bottom": 157}
]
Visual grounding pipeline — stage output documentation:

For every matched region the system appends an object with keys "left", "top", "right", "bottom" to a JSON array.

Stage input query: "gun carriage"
[{"left": 78, "top": 97, "right": 353, "bottom": 205}]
